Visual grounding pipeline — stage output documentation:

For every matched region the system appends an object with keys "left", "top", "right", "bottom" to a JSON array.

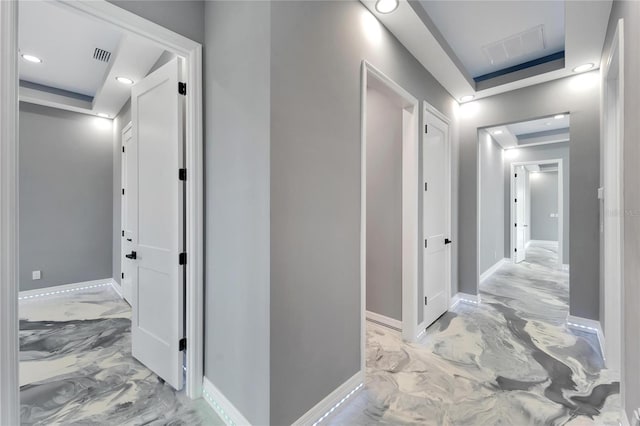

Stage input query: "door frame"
[
  {"left": 420, "top": 102, "right": 452, "bottom": 334},
  {"left": 120, "top": 121, "right": 133, "bottom": 303},
  {"left": 0, "top": 1, "right": 204, "bottom": 422},
  {"left": 509, "top": 159, "right": 564, "bottom": 265},
  {"left": 601, "top": 18, "right": 624, "bottom": 375},
  {"left": 360, "top": 60, "right": 419, "bottom": 373}
]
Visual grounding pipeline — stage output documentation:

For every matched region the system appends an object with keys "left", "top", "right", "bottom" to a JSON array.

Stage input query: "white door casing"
[
  {"left": 514, "top": 166, "right": 527, "bottom": 263},
  {"left": 121, "top": 123, "right": 134, "bottom": 304},
  {"left": 422, "top": 109, "right": 451, "bottom": 328},
  {"left": 130, "top": 57, "right": 185, "bottom": 390}
]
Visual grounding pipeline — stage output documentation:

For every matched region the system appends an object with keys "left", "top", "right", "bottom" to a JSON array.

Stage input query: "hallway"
[{"left": 326, "top": 242, "right": 620, "bottom": 425}]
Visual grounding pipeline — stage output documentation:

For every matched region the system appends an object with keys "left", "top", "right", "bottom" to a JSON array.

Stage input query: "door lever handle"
[
  {"left": 444, "top": 238, "right": 452, "bottom": 245},
  {"left": 125, "top": 251, "right": 137, "bottom": 260}
]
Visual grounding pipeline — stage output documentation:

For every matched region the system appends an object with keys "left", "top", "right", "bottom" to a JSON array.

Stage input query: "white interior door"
[
  {"left": 514, "top": 166, "right": 526, "bottom": 263},
  {"left": 423, "top": 110, "right": 450, "bottom": 327},
  {"left": 121, "top": 124, "right": 134, "bottom": 304},
  {"left": 129, "top": 57, "right": 185, "bottom": 390}
]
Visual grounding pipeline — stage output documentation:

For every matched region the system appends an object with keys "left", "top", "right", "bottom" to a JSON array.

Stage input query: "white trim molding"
[
  {"left": 450, "top": 292, "right": 481, "bottom": 309},
  {"left": 202, "top": 377, "right": 252, "bottom": 426},
  {"left": 109, "top": 279, "right": 124, "bottom": 299},
  {"left": 293, "top": 371, "right": 365, "bottom": 426},
  {"left": 18, "top": 279, "right": 114, "bottom": 300},
  {"left": 566, "top": 315, "right": 605, "bottom": 361},
  {"left": 366, "top": 311, "right": 402, "bottom": 331},
  {"left": 480, "top": 258, "right": 510, "bottom": 282}
]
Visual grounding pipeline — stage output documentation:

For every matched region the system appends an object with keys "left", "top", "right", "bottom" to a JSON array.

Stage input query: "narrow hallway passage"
[{"left": 327, "top": 242, "right": 620, "bottom": 425}]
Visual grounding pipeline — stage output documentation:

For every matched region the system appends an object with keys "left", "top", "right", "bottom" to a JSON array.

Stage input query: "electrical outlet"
[{"left": 32, "top": 270, "right": 41, "bottom": 280}]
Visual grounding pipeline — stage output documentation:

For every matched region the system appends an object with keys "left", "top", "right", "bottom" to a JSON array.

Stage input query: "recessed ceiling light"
[
  {"left": 460, "top": 95, "right": 474, "bottom": 103},
  {"left": 492, "top": 130, "right": 503, "bottom": 135},
  {"left": 97, "top": 113, "right": 109, "bottom": 118},
  {"left": 572, "top": 63, "right": 594, "bottom": 73},
  {"left": 21, "top": 54, "right": 42, "bottom": 63},
  {"left": 375, "top": 0, "right": 399, "bottom": 14},
  {"left": 116, "top": 76, "right": 134, "bottom": 85},
  {"left": 554, "top": 114, "right": 565, "bottom": 120}
]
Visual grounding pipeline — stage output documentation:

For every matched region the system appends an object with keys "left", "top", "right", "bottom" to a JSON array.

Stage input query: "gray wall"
[
  {"left": 479, "top": 130, "right": 505, "bottom": 273},
  {"left": 112, "top": 99, "right": 130, "bottom": 284},
  {"left": 502, "top": 142, "right": 569, "bottom": 261},
  {"left": 366, "top": 87, "right": 403, "bottom": 321},
  {"left": 530, "top": 171, "right": 559, "bottom": 241},
  {"left": 204, "top": 2, "right": 271, "bottom": 424},
  {"left": 270, "top": 2, "right": 456, "bottom": 424},
  {"left": 602, "top": 1, "right": 640, "bottom": 419},
  {"left": 459, "top": 72, "right": 600, "bottom": 320},
  {"left": 19, "top": 102, "right": 113, "bottom": 291}
]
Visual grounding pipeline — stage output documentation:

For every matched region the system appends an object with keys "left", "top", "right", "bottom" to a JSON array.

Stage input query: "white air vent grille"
[
  {"left": 93, "top": 48, "right": 111, "bottom": 63},
  {"left": 482, "top": 25, "right": 545, "bottom": 66}
]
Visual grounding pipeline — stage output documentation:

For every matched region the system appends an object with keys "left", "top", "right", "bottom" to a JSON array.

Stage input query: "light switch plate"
[{"left": 32, "top": 270, "right": 41, "bottom": 280}]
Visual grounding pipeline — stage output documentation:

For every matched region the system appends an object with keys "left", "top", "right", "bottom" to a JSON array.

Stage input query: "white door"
[
  {"left": 423, "top": 110, "right": 450, "bottom": 328},
  {"left": 121, "top": 124, "right": 134, "bottom": 304},
  {"left": 514, "top": 166, "right": 526, "bottom": 263},
  {"left": 128, "top": 58, "right": 185, "bottom": 390}
]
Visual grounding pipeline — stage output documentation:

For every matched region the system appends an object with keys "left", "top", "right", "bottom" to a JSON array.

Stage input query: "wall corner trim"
[
  {"left": 566, "top": 315, "right": 605, "bottom": 362},
  {"left": 292, "top": 370, "right": 365, "bottom": 426},
  {"left": 109, "top": 279, "right": 123, "bottom": 299},
  {"left": 202, "top": 377, "right": 252, "bottom": 426},
  {"left": 480, "top": 258, "right": 510, "bottom": 283},
  {"left": 366, "top": 310, "right": 402, "bottom": 331},
  {"left": 450, "top": 292, "right": 481, "bottom": 310}
]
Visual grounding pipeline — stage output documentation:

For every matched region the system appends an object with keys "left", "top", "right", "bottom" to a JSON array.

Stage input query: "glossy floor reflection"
[
  {"left": 326, "top": 242, "right": 620, "bottom": 425},
  {"left": 19, "top": 284, "right": 222, "bottom": 426}
]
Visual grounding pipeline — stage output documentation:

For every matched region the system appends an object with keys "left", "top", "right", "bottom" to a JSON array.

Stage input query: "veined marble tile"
[
  {"left": 326, "top": 241, "right": 620, "bottom": 426},
  {"left": 19, "top": 285, "right": 223, "bottom": 426}
]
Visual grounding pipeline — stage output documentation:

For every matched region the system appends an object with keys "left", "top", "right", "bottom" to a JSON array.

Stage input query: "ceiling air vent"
[
  {"left": 93, "top": 48, "right": 112, "bottom": 63},
  {"left": 482, "top": 25, "right": 545, "bottom": 65}
]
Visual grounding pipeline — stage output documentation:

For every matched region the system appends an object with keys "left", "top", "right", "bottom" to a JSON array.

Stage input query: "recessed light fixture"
[
  {"left": 554, "top": 114, "right": 565, "bottom": 120},
  {"left": 375, "top": 0, "right": 399, "bottom": 14},
  {"left": 116, "top": 76, "right": 134, "bottom": 85},
  {"left": 97, "top": 113, "right": 109, "bottom": 118},
  {"left": 572, "top": 63, "right": 594, "bottom": 73},
  {"left": 21, "top": 54, "right": 42, "bottom": 63},
  {"left": 460, "top": 95, "right": 474, "bottom": 103},
  {"left": 493, "top": 130, "right": 503, "bottom": 135}
]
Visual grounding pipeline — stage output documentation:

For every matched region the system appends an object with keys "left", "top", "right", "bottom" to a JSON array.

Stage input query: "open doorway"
[{"left": 2, "top": 1, "right": 206, "bottom": 424}]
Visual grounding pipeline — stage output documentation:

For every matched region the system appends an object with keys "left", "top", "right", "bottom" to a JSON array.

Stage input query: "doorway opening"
[{"left": 1, "top": 1, "right": 204, "bottom": 424}]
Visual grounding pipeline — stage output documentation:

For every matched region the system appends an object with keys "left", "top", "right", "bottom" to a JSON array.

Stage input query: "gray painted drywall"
[
  {"left": 19, "top": 102, "right": 113, "bottom": 291},
  {"left": 602, "top": 2, "right": 640, "bottom": 419},
  {"left": 503, "top": 142, "right": 569, "bottom": 261},
  {"left": 204, "top": 2, "right": 270, "bottom": 424},
  {"left": 459, "top": 72, "right": 600, "bottom": 321},
  {"left": 366, "top": 87, "right": 403, "bottom": 322},
  {"left": 530, "top": 171, "right": 558, "bottom": 241},
  {"left": 270, "top": 2, "right": 456, "bottom": 424},
  {"left": 106, "top": 0, "right": 204, "bottom": 44},
  {"left": 479, "top": 130, "right": 505, "bottom": 274},
  {"left": 112, "top": 99, "right": 131, "bottom": 285}
]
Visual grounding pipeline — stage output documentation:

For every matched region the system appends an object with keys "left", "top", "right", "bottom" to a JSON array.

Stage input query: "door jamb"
[
  {"left": 360, "top": 60, "right": 419, "bottom": 375},
  {"left": 509, "top": 159, "right": 564, "bottom": 265},
  {"left": 120, "top": 121, "right": 133, "bottom": 303},
  {"left": 0, "top": 3, "right": 204, "bottom": 422}
]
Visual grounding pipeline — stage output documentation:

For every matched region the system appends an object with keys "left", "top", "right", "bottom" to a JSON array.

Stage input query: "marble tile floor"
[
  {"left": 19, "top": 285, "right": 223, "bottom": 426},
  {"left": 326, "top": 241, "right": 620, "bottom": 425}
]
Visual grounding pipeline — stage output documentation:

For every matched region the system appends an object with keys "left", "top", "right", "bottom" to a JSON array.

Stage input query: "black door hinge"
[
  {"left": 515, "top": 248, "right": 518, "bottom": 252},
  {"left": 179, "top": 252, "right": 187, "bottom": 265},
  {"left": 515, "top": 223, "right": 517, "bottom": 227},
  {"left": 122, "top": 230, "right": 125, "bottom": 237},
  {"left": 514, "top": 198, "right": 517, "bottom": 203},
  {"left": 122, "top": 188, "right": 125, "bottom": 195},
  {"left": 425, "top": 296, "right": 428, "bottom": 305},
  {"left": 179, "top": 168, "right": 187, "bottom": 181},
  {"left": 178, "top": 82, "right": 187, "bottom": 96},
  {"left": 515, "top": 173, "right": 518, "bottom": 178},
  {"left": 425, "top": 124, "right": 428, "bottom": 133},
  {"left": 179, "top": 337, "right": 186, "bottom": 351},
  {"left": 122, "top": 146, "right": 125, "bottom": 153},
  {"left": 121, "top": 272, "right": 124, "bottom": 279},
  {"left": 424, "top": 182, "right": 428, "bottom": 191},
  {"left": 424, "top": 239, "right": 428, "bottom": 248}
]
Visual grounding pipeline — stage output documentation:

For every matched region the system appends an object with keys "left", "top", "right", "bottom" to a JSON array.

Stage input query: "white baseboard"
[
  {"left": 480, "top": 258, "right": 509, "bottom": 282},
  {"left": 450, "top": 292, "right": 481, "bottom": 309},
  {"left": 415, "top": 320, "right": 427, "bottom": 340},
  {"left": 202, "top": 377, "right": 252, "bottom": 426},
  {"left": 293, "top": 370, "right": 365, "bottom": 426},
  {"left": 18, "top": 278, "right": 113, "bottom": 300},
  {"left": 109, "top": 279, "right": 123, "bottom": 299},
  {"left": 566, "top": 315, "right": 605, "bottom": 360},
  {"left": 366, "top": 310, "right": 402, "bottom": 331}
]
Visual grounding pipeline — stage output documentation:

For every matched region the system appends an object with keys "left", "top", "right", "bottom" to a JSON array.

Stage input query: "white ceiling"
[
  {"left": 360, "top": 0, "right": 612, "bottom": 101},
  {"left": 417, "top": 1, "right": 565, "bottom": 78},
  {"left": 18, "top": 0, "right": 165, "bottom": 118},
  {"left": 487, "top": 114, "right": 570, "bottom": 149}
]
